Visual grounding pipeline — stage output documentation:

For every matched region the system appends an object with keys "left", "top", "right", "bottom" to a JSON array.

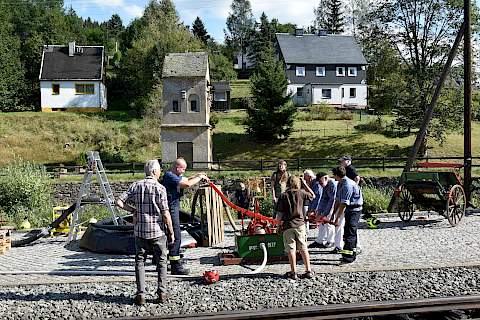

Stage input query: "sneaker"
[
  {"left": 134, "top": 294, "right": 146, "bottom": 306},
  {"left": 308, "top": 241, "right": 323, "bottom": 249},
  {"left": 329, "top": 247, "right": 341, "bottom": 254},
  {"left": 303, "top": 270, "right": 315, "bottom": 279},
  {"left": 155, "top": 293, "right": 169, "bottom": 304},
  {"left": 284, "top": 271, "right": 298, "bottom": 280}
]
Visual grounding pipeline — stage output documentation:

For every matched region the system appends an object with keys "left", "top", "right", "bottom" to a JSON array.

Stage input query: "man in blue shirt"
[
  {"left": 332, "top": 166, "right": 363, "bottom": 264},
  {"left": 309, "top": 172, "right": 337, "bottom": 249},
  {"left": 161, "top": 157, "right": 209, "bottom": 275}
]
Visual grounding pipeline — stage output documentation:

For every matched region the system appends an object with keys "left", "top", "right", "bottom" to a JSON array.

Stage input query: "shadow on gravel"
[
  {"left": 0, "top": 292, "right": 132, "bottom": 305},
  {"left": 361, "top": 218, "right": 444, "bottom": 230},
  {"left": 59, "top": 252, "right": 133, "bottom": 269}
]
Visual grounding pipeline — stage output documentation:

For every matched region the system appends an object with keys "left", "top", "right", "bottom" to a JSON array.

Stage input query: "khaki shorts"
[{"left": 283, "top": 226, "right": 307, "bottom": 252}]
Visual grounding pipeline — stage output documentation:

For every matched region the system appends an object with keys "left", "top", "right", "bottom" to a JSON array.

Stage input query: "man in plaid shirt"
[{"left": 117, "top": 159, "right": 174, "bottom": 305}]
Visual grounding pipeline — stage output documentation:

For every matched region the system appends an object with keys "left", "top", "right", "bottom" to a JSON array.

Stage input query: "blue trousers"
[{"left": 168, "top": 202, "right": 182, "bottom": 261}]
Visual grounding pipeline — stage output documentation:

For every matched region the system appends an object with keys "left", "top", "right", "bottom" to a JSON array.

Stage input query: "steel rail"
[{"left": 117, "top": 295, "right": 480, "bottom": 320}]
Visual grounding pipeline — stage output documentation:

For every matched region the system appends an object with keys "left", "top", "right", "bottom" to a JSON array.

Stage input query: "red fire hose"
[{"left": 208, "top": 182, "right": 278, "bottom": 225}]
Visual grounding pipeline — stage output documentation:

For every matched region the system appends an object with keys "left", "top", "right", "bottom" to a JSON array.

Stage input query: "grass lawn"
[
  {"left": 230, "top": 79, "right": 252, "bottom": 99},
  {"left": 1, "top": 109, "right": 479, "bottom": 178}
]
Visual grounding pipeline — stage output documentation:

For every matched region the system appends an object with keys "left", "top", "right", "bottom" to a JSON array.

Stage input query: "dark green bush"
[
  {"left": 0, "top": 159, "right": 52, "bottom": 227},
  {"left": 298, "top": 103, "right": 354, "bottom": 121},
  {"left": 354, "top": 116, "right": 385, "bottom": 132},
  {"left": 231, "top": 97, "right": 249, "bottom": 109}
]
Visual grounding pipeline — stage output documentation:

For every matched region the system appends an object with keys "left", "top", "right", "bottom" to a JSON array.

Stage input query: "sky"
[{"left": 64, "top": 0, "right": 321, "bottom": 42}]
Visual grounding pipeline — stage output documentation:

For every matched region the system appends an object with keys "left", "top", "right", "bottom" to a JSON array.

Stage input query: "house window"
[
  {"left": 336, "top": 67, "right": 345, "bottom": 77},
  {"left": 189, "top": 94, "right": 199, "bottom": 112},
  {"left": 75, "top": 84, "right": 95, "bottom": 94},
  {"left": 297, "top": 87, "right": 304, "bottom": 97},
  {"left": 322, "top": 89, "right": 332, "bottom": 99},
  {"left": 214, "top": 92, "right": 226, "bottom": 101},
  {"left": 296, "top": 66, "right": 305, "bottom": 77},
  {"left": 52, "top": 84, "right": 60, "bottom": 95},
  {"left": 350, "top": 88, "right": 356, "bottom": 98},
  {"left": 342, "top": 88, "right": 345, "bottom": 98},
  {"left": 316, "top": 67, "right": 325, "bottom": 77},
  {"left": 348, "top": 67, "right": 357, "bottom": 76},
  {"left": 172, "top": 100, "right": 180, "bottom": 112}
]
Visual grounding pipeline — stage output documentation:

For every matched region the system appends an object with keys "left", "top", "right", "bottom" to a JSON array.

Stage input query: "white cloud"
[{"left": 123, "top": 5, "right": 144, "bottom": 18}]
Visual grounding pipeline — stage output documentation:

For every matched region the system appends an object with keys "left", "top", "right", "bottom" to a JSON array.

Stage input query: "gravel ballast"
[{"left": 1, "top": 266, "right": 480, "bottom": 319}]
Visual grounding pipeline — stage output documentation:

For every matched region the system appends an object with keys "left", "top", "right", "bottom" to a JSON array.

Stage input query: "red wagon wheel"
[
  {"left": 398, "top": 186, "right": 415, "bottom": 222},
  {"left": 446, "top": 184, "right": 465, "bottom": 227}
]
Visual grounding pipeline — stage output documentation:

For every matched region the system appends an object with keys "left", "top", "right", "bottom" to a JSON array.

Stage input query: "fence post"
[
  {"left": 217, "top": 159, "right": 221, "bottom": 172},
  {"left": 297, "top": 157, "right": 301, "bottom": 171},
  {"left": 347, "top": 124, "right": 349, "bottom": 135},
  {"left": 132, "top": 162, "right": 135, "bottom": 176},
  {"left": 260, "top": 158, "right": 264, "bottom": 171},
  {"left": 324, "top": 127, "right": 326, "bottom": 137},
  {"left": 382, "top": 157, "right": 385, "bottom": 171}
]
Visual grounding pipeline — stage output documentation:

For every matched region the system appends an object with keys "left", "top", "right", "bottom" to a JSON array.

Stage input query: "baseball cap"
[{"left": 339, "top": 155, "right": 352, "bottom": 161}]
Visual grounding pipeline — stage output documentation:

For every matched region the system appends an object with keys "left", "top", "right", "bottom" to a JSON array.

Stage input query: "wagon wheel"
[
  {"left": 397, "top": 187, "right": 415, "bottom": 222},
  {"left": 446, "top": 184, "right": 465, "bottom": 227}
]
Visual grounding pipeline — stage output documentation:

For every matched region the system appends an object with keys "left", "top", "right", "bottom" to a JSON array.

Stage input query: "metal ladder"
[{"left": 67, "top": 151, "right": 121, "bottom": 242}]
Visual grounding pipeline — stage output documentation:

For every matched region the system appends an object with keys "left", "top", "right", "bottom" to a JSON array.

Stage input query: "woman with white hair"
[{"left": 302, "top": 169, "right": 320, "bottom": 232}]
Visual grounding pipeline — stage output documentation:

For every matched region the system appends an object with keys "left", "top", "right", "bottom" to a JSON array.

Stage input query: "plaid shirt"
[{"left": 119, "top": 177, "right": 169, "bottom": 239}]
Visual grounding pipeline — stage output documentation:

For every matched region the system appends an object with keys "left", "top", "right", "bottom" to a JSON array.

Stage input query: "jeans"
[
  {"left": 168, "top": 202, "right": 182, "bottom": 261},
  {"left": 135, "top": 236, "right": 167, "bottom": 295},
  {"left": 342, "top": 209, "right": 362, "bottom": 262}
]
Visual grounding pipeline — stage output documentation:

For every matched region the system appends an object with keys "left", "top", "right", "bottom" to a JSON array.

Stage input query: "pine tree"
[
  {"left": 192, "top": 17, "right": 210, "bottom": 45},
  {"left": 315, "top": 0, "right": 345, "bottom": 34},
  {"left": 325, "top": 0, "right": 345, "bottom": 34},
  {"left": 245, "top": 46, "right": 296, "bottom": 141},
  {"left": 248, "top": 12, "right": 275, "bottom": 67}
]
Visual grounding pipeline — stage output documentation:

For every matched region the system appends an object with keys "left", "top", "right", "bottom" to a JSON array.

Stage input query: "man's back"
[{"left": 277, "top": 189, "right": 312, "bottom": 229}]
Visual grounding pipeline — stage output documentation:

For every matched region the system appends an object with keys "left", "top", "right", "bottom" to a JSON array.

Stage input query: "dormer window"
[
  {"left": 316, "top": 67, "right": 325, "bottom": 77},
  {"left": 296, "top": 66, "right": 305, "bottom": 77},
  {"left": 348, "top": 67, "right": 357, "bottom": 77},
  {"left": 336, "top": 67, "right": 345, "bottom": 77}
]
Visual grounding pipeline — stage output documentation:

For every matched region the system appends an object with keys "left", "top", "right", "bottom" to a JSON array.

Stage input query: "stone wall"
[{"left": 52, "top": 182, "right": 132, "bottom": 205}]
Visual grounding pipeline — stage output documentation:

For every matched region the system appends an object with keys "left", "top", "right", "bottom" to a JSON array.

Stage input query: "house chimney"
[
  {"left": 318, "top": 29, "right": 328, "bottom": 36},
  {"left": 68, "top": 41, "right": 75, "bottom": 57},
  {"left": 294, "top": 28, "right": 304, "bottom": 37}
]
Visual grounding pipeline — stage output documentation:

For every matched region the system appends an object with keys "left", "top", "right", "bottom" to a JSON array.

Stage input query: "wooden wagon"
[{"left": 395, "top": 162, "right": 466, "bottom": 226}]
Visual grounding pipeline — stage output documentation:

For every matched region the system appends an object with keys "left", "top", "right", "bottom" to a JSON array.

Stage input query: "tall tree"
[
  {"left": 315, "top": 0, "right": 345, "bottom": 33},
  {"left": 0, "top": 7, "right": 26, "bottom": 111},
  {"left": 106, "top": 14, "right": 124, "bottom": 38},
  {"left": 192, "top": 17, "right": 210, "bottom": 45},
  {"left": 209, "top": 54, "right": 237, "bottom": 81},
  {"left": 248, "top": 12, "right": 276, "bottom": 67},
  {"left": 225, "top": 0, "right": 254, "bottom": 68},
  {"left": 244, "top": 46, "right": 296, "bottom": 141},
  {"left": 344, "top": 0, "right": 371, "bottom": 38},
  {"left": 369, "top": 0, "right": 464, "bottom": 153}
]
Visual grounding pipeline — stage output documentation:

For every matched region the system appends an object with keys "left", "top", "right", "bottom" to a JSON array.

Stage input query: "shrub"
[
  {"left": 258, "top": 194, "right": 274, "bottom": 217},
  {"left": 209, "top": 113, "right": 219, "bottom": 129},
  {"left": 354, "top": 116, "right": 385, "bottom": 132},
  {"left": 362, "top": 186, "right": 390, "bottom": 215},
  {"left": 0, "top": 159, "right": 52, "bottom": 227},
  {"left": 298, "top": 103, "right": 354, "bottom": 121},
  {"left": 231, "top": 97, "right": 249, "bottom": 109}
]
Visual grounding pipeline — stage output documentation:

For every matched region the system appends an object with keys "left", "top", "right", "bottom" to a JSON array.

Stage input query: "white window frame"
[
  {"left": 336, "top": 67, "right": 345, "bottom": 77},
  {"left": 322, "top": 89, "right": 332, "bottom": 99},
  {"left": 316, "top": 66, "right": 325, "bottom": 77},
  {"left": 296, "top": 66, "right": 305, "bottom": 77},
  {"left": 348, "top": 67, "right": 357, "bottom": 77},
  {"left": 349, "top": 88, "right": 356, "bottom": 98}
]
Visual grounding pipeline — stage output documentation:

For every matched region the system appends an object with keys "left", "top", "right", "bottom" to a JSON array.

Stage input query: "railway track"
[{"left": 118, "top": 295, "right": 480, "bottom": 320}]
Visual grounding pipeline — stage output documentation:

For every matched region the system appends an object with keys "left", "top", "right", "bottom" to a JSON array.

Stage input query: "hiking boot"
[
  {"left": 134, "top": 294, "right": 146, "bottom": 306},
  {"left": 171, "top": 261, "right": 190, "bottom": 275},
  {"left": 155, "top": 293, "right": 169, "bottom": 304},
  {"left": 303, "top": 270, "right": 315, "bottom": 279}
]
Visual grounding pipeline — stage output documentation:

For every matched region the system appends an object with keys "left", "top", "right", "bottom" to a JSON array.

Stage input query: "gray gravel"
[{"left": 1, "top": 266, "right": 479, "bottom": 319}]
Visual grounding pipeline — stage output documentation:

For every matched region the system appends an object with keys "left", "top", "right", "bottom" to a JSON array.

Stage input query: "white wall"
[
  {"left": 340, "top": 84, "right": 367, "bottom": 107},
  {"left": 312, "top": 85, "right": 342, "bottom": 105},
  {"left": 311, "top": 84, "right": 367, "bottom": 107},
  {"left": 40, "top": 81, "right": 106, "bottom": 110},
  {"left": 287, "top": 84, "right": 307, "bottom": 106}
]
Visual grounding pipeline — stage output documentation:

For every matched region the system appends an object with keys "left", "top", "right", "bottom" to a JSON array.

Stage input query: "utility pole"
[{"left": 464, "top": 0, "right": 472, "bottom": 205}]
